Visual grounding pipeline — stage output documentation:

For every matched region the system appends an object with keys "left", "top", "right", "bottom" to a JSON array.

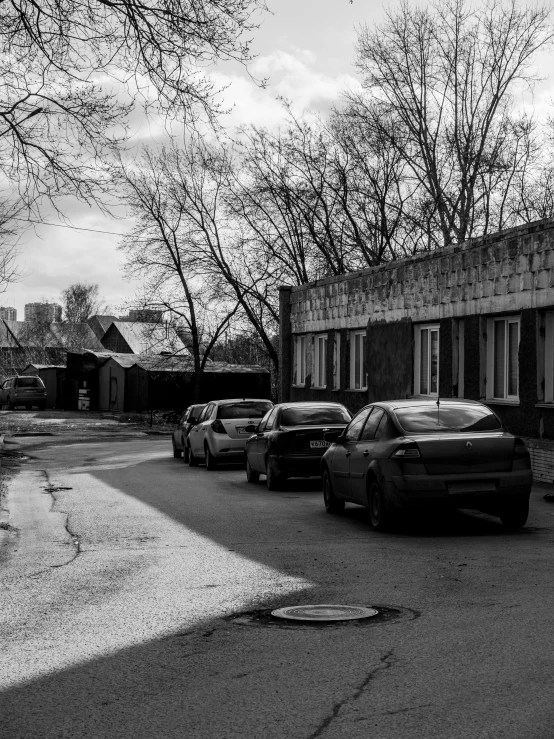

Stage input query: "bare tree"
[
  {"left": 355, "top": 0, "right": 553, "bottom": 246},
  {"left": 61, "top": 283, "right": 104, "bottom": 323}
]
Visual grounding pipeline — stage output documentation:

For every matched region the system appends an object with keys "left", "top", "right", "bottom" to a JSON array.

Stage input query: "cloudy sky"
[{"left": 2, "top": 0, "right": 553, "bottom": 318}]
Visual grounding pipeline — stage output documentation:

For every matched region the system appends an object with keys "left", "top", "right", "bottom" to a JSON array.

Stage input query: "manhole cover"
[{"left": 271, "top": 604, "right": 379, "bottom": 622}]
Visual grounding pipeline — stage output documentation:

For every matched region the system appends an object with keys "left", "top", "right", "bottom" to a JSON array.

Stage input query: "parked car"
[
  {"left": 0, "top": 376, "right": 47, "bottom": 410},
  {"left": 171, "top": 404, "right": 206, "bottom": 462},
  {"left": 187, "top": 398, "right": 273, "bottom": 469},
  {"left": 244, "top": 402, "right": 352, "bottom": 489},
  {"left": 321, "top": 398, "right": 532, "bottom": 530}
]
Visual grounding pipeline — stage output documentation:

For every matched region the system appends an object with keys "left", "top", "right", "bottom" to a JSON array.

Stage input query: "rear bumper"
[
  {"left": 210, "top": 435, "right": 247, "bottom": 458},
  {"left": 273, "top": 454, "right": 323, "bottom": 476},
  {"left": 387, "top": 471, "right": 532, "bottom": 509}
]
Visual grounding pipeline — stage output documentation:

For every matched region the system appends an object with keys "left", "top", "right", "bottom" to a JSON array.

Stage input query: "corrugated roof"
[
  {"left": 104, "top": 321, "right": 188, "bottom": 355},
  {"left": 87, "top": 314, "right": 117, "bottom": 340},
  {"left": 0, "top": 320, "right": 104, "bottom": 350}
]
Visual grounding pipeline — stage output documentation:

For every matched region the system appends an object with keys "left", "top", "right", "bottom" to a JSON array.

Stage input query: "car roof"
[
  {"left": 375, "top": 398, "right": 484, "bottom": 410},
  {"left": 210, "top": 398, "right": 273, "bottom": 405},
  {"left": 277, "top": 401, "right": 348, "bottom": 410}
]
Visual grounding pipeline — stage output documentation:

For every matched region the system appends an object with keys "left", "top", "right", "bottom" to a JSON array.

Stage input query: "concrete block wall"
[{"left": 289, "top": 219, "right": 554, "bottom": 333}]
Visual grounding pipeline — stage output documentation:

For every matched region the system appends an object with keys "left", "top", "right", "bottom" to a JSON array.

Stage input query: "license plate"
[
  {"left": 448, "top": 481, "right": 497, "bottom": 494},
  {"left": 310, "top": 440, "right": 330, "bottom": 449}
]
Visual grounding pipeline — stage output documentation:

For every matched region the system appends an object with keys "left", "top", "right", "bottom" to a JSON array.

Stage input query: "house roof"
[
  {"left": 0, "top": 320, "right": 104, "bottom": 351},
  {"left": 102, "top": 321, "right": 188, "bottom": 355},
  {"left": 87, "top": 314, "right": 117, "bottom": 340}
]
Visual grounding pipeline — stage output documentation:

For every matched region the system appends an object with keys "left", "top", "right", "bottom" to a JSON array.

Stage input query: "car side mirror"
[
  {"left": 245, "top": 423, "right": 257, "bottom": 433},
  {"left": 324, "top": 430, "right": 343, "bottom": 443}
]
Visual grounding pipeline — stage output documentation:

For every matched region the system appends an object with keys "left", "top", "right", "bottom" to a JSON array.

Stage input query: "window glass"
[
  {"left": 395, "top": 404, "right": 501, "bottom": 433},
  {"left": 375, "top": 412, "right": 389, "bottom": 440},
  {"left": 360, "top": 408, "right": 385, "bottom": 440},
  {"left": 295, "top": 336, "right": 307, "bottom": 384},
  {"left": 180, "top": 411, "right": 188, "bottom": 425},
  {"left": 281, "top": 405, "right": 352, "bottom": 427},
  {"left": 314, "top": 334, "right": 327, "bottom": 387},
  {"left": 198, "top": 404, "right": 212, "bottom": 423},
  {"left": 17, "top": 377, "right": 43, "bottom": 388},
  {"left": 217, "top": 401, "right": 273, "bottom": 420},
  {"left": 257, "top": 408, "right": 273, "bottom": 432},
  {"left": 493, "top": 320, "right": 505, "bottom": 398},
  {"left": 264, "top": 407, "right": 279, "bottom": 430},
  {"left": 491, "top": 318, "right": 519, "bottom": 399},
  {"left": 417, "top": 325, "right": 439, "bottom": 396},
  {"left": 344, "top": 407, "right": 372, "bottom": 441}
]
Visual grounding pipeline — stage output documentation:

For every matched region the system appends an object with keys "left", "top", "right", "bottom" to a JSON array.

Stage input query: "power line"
[{"left": 14, "top": 217, "right": 131, "bottom": 237}]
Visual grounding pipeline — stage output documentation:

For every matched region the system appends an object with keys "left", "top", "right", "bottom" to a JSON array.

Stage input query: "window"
[
  {"left": 545, "top": 313, "right": 554, "bottom": 403},
  {"left": 280, "top": 405, "right": 351, "bottom": 427},
  {"left": 294, "top": 335, "right": 307, "bottom": 386},
  {"left": 217, "top": 401, "right": 273, "bottom": 419},
  {"left": 349, "top": 331, "right": 367, "bottom": 390},
  {"left": 414, "top": 324, "right": 439, "bottom": 396},
  {"left": 395, "top": 403, "right": 501, "bottom": 433},
  {"left": 313, "top": 334, "right": 328, "bottom": 388},
  {"left": 333, "top": 333, "right": 341, "bottom": 389},
  {"left": 344, "top": 407, "right": 372, "bottom": 441},
  {"left": 452, "top": 319, "right": 464, "bottom": 397},
  {"left": 263, "top": 407, "right": 279, "bottom": 431},
  {"left": 360, "top": 408, "right": 385, "bottom": 440},
  {"left": 486, "top": 316, "right": 520, "bottom": 401}
]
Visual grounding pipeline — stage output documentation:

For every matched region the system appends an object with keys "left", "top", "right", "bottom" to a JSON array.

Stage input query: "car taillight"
[
  {"left": 390, "top": 442, "right": 420, "bottom": 459},
  {"left": 513, "top": 438, "right": 528, "bottom": 456},
  {"left": 211, "top": 419, "right": 228, "bottom": 434}
]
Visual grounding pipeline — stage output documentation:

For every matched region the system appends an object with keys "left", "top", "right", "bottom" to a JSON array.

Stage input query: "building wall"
[
  {"left": 24, "top": 302, "right": 62, "bottom": 322},
  {"left": 281, "top": 218, "right": 554, "bottom": 483},
  {"left": 0, "top": 307, "right": 17, "bottom": 321},
  {"left": 98, "top": 359, "right": 126, "bottom": 411}
]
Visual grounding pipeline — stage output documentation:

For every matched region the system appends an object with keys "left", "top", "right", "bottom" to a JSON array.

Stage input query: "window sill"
[
  {"left": 346, "top": 388, "right": 368, "bottom": 393},
  {"left": 535, "top": 403, "right": 554, "bottom": 409},
  {"left": 292, "top": 384, "right": 306, "bottom": 389},
  {"left": 484, "top": 398, "right": 520, "bottom": 406},
  {"left": 311, "top": 385, "right": 327, "bottom": 390}
]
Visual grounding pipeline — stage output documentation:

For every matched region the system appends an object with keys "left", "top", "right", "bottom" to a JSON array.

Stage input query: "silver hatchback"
[{"left": 187, "top": 398, "right": 273, "bottom": 469}]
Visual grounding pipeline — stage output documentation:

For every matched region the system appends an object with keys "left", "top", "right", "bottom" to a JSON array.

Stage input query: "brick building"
[
  {"left": 24, "top": 302, "right": 62, "bottom": 322},
  {"left": 279, "top": 218, "right": 554, "bottom": 483}
]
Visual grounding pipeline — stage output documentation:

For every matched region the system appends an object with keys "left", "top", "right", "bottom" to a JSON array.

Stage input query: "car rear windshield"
[
  {"left": 395, "top": 405, "right": 501, "bottom": 433},
  {"left": 217, "top": 401, "right": 272, "bottom": 419},
  {"left": 17, "top": 377, "right": 43, "bottom": 388},
  {"left": 280, "top": 406, "right": 351, "bottom": 426}
]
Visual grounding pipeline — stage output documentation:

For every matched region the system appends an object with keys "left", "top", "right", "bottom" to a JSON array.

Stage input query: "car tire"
[
  {"left": 205, "top": 445, "right": 218, "bottom": 470},
  {"left": 188, "top": 443, "right": 199, "bottom": 467},
  {"left": 246, "top": 456, "right": 260, "bottom": 483},
  {"left": 183, "top": 439, "right": 189, "bottom": 463},
  {"left": 368, "top": 480, "right": 394, "bottom": 531},
  {"left": 322, "top": 469, "right": 345, "bottom": 514},
  {"left": 266, "top": 459, "right": 282, "bottom": 490},
  {"left": 172, "top": 438, "right": 182, "bottom": 458},
  {"left": 500, "top": 499, "right": 529, "bottom": 529}
]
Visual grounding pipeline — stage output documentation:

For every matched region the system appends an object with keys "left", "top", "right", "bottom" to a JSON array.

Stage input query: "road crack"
[
  {"left": 307, "top": 650, "right": 396, "bottom": 739},
  {"left": 41, "top": 470, "right": 81, "bottom": 567}
]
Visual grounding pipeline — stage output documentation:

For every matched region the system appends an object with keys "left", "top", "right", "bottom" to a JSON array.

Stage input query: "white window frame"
[
  {"left": 486, "top": 316, "right": 520, "bottom": 402},
  {"left": 349, "top": 330, "right": 367, "bottom": 390},
  {"left": 294, "top": 335, "right": 307, "bottom": 386},
  {"left": 313, "top": 334, "right": 328, "bottom": 389},
  {"left": 333, "top": 332, "right": 341, "bottom": 390},
  {"left": 545, "top": 313, "right": 554, "bottom": 403},
  {"left": 414, "top": 323, "right": 440, "bottom": 397}
]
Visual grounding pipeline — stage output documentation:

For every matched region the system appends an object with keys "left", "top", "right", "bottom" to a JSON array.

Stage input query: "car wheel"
[
  {"left": 266, "top": 459, "right": 282, "bottom": 490},
  {"left": 205, "top": 445, "right": 218, "bottom": 470},
  {"left": 322, "top": 469, "right": 345, "bottom": 514},
  {"left": 25, "top": 404, "right": 31, "bottom": 410},
  {"left": 172, "top": 437, "right": 182, "bottom": 458},
  {"left": 500, "top": 499, "right": 529, "bottom": 529},
  {"left": 188, "top": 443, "right": 199, "bottom": 467},
  {"left": 246, "top": 456, "right": 260, "bottom": 483},
  {"left": 368, "top": 480, "right": 394, "bottom": 531},
  {"left": 183, "top": 439, "right": 189, "bottom": 463}
]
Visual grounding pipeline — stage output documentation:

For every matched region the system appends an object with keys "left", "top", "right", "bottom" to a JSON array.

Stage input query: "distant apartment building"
[
  {"left": 125, "top": 309, "right": 163, "bottom": 323},
  {"left": 24, "top": 302, "right": 62, "bottom": 323},
  {"left": 0, "top": 306, "right": 17, "bottom": 321}
]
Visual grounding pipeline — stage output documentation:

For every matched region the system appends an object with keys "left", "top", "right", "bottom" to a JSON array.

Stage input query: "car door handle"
[{"left": 363, "top": 450, "right": 370, "bottom": 457}]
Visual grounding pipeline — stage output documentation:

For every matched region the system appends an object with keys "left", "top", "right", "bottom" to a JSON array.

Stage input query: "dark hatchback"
[
  {"left": 171, "top": 403, "right": 206, "bottom": 462},
  {"left": 244, "top": 402, "right": 352, "bottom": 489},
  {"left": 321, "top": 399, "right": 532, "bottom": 530}
]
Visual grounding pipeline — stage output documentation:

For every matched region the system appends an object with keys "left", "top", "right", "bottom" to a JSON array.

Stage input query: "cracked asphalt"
[{"left": 1, "top": 433, "right": 554, "bottom": 738}]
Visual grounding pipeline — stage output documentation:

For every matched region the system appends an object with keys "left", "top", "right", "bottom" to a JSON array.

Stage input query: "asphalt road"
[{"left": 1, "top": 435, "right": 554, "bottom": 739}]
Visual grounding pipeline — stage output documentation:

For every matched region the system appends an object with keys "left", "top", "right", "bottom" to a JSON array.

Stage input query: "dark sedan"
[
  {"left": 321, "top": 399, "right": 532, "bottom": 530},
  {"left": 244, "top": 402, "right": 352, "bottom": 489},
  {"left": 172, "top": 403, "right": 206, "bottom": 462}
]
